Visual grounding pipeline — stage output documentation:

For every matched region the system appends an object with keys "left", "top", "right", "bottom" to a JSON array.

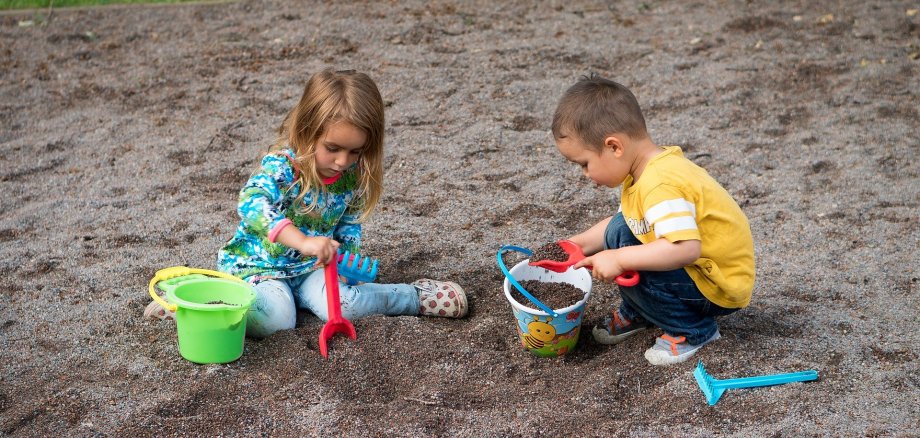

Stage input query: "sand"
[{"left": 1, "top": 0, "right": 918, "bottom": 435}]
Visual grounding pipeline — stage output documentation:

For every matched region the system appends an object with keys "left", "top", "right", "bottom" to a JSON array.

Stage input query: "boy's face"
[{"left": 555, "top": 133, "right": 630, "bottom": 188}]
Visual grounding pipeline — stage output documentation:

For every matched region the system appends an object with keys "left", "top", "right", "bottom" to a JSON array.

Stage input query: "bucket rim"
[
  {"left": 503, "top": 260, "right": 591, "bottom": 316},
  {"left": 165, "top": 277, "right": 256, "bottom": 311}
]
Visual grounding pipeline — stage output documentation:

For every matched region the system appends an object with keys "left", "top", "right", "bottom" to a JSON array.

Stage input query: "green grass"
[{"left": 2, "top": 0, "right": 200, "bottom": 10}]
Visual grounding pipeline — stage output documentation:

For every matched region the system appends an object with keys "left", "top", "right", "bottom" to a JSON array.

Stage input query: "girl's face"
[{"left": 315, "top": 121, "right": 366, "bottom": 179}]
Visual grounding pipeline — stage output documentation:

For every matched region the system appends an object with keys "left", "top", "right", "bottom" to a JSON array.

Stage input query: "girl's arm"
[
  {"left": 274, "top": 224, "right": 339, "bottom": 265},
  {"left": 574, "top": 238, "right": 701, "bottom": 282},
  {"left": 239, "top": 153, "right": 338, "bottom": 264},
  {"left": 237, "top": 155, "right": 293, "bottom": 242}
]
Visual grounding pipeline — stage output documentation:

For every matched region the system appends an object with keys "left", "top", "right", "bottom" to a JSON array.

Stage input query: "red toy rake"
[{"left": 318, "top": 261, "right": 356, "bottom": 358}]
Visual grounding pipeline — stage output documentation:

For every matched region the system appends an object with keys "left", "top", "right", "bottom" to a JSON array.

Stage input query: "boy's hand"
[
  {"left": 575, "top": 249, "right": 627, "bottom": 282},
  {"left": 300, "top": 236, "right": 341, "bottom": 265}
]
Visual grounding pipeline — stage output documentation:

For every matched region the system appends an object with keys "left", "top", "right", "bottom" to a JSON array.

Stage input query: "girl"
[{"left": 145, "top": 69, "right": 467, "bottom": 337}]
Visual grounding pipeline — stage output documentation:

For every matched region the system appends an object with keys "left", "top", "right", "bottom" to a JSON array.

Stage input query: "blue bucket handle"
[{"left": 496, "top": 245, "right": 559, "bottom": 317}]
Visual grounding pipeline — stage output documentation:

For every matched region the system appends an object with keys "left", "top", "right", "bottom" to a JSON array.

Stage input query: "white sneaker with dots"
[{"left": 413, "top": 279, "right": 468, "bottom": 318}]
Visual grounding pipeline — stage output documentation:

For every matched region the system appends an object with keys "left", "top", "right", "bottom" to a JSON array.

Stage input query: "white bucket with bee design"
[{"left": 502, "top": 260, "right": 592, "bottom": 357}]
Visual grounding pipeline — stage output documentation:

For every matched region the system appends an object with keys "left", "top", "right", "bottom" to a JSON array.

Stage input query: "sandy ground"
[{"left": 1, "top": 0, "right": 918, "bottom": 435}]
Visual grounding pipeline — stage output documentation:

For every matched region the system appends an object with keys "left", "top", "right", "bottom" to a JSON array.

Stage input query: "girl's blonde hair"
[{"left": 272, "top": 69, "right": 384, "bottom": 221}]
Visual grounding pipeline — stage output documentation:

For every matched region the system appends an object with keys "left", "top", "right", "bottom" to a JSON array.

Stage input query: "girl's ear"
[{"left": 603, "top": 134, "right": 626, "bottom": 157}]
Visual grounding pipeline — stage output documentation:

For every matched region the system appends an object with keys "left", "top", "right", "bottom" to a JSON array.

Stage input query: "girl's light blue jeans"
[{"left": 246, "top": 267, "right": 420, "bottom": 338}]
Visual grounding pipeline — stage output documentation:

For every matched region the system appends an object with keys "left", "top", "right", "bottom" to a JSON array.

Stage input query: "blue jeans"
[
  {"left": 605, "top": 213, "right": 736, "bottom": 344},
  {"left": 246, "top": 267, "right": 420, "bottom": 338}
]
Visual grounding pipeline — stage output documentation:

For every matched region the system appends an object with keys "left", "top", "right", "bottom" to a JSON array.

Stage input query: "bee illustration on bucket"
[
  {"left": 517, "top": 318, "right": 582, "bottom": 355},
  {"left": 522, "top": 315, "right": 556, "bottom": 349}
]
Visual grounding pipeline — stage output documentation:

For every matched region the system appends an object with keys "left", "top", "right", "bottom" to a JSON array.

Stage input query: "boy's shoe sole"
[
  {"left": 644, "top": 331, "right": 721, "bottom": 366},
  {"left": 591, "top": 324, "right": 648, "bottom": 345}
]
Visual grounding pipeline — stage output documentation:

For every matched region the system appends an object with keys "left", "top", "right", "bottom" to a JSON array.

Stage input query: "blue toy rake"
[
  {"left": 337, "top": 250, "right": 379, "bottom": 285},
  {"left": 693, "top": 360, "right": 819, "bottom": 406}
]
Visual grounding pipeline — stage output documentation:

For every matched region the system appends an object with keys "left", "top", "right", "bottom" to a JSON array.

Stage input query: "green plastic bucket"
[{"left": 149, "top": 267, "right": 256, "bottom": 364}]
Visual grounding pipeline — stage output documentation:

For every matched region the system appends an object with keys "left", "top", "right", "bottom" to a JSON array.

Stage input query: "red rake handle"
[
  {"left": 324, "top": 262, "right": 345, "bottom": 320},
  {"left": 318, "top": 262, "right": 356, "bottom": 358}
]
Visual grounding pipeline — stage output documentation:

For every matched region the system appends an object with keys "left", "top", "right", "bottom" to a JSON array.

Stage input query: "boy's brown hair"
[{"left": 551, "top": 74, "right": 648, "bottom": 148}]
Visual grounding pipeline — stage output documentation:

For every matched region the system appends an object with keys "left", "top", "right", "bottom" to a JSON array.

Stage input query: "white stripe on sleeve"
[
  {"left": 654, "top": 216, "right": 698, "bottom": 239},
  {"left": 645, "top": 198, "right": 696, "bottom": 224}
]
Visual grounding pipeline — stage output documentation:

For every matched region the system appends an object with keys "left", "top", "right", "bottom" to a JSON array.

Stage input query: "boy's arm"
[
  {"left": 574, "top": 238, "right": 701, "bottom": 282},
  {"left": 567, "top": 216, "right": 613, "bottom": 255}
]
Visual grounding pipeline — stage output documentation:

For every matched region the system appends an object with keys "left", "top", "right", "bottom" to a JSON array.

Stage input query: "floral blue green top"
[{"left": 217, "top": 148, "right": 362, "bottom": 283}]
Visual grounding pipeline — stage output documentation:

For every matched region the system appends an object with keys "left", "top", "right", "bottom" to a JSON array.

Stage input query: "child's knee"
[
  {"left": 246, "top": 303, "right": 296, "bottom": 338},
  {"left": 247, "top": 282, "right": 297, "bottom": 337}
]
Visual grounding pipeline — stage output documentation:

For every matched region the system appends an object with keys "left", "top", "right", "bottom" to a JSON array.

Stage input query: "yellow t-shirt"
[{"left": 620, "top": 146, "right": 755, "bottom": 308}]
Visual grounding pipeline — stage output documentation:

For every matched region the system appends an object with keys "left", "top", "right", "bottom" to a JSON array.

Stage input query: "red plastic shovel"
[
  {"left": 529, "top": 240, "right": 640, "bottom": 287},
  {"left": 318, "top": 261, "right": 356, "bottom": 358}
]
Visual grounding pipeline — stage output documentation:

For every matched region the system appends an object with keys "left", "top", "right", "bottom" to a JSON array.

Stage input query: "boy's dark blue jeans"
[{"left": 604, "top": 213, "right": 737, "bottom": 345}]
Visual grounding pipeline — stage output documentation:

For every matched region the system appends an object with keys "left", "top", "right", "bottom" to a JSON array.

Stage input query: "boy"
[{"left": 553, "top": 74, "right": 755, "bottom": 365}]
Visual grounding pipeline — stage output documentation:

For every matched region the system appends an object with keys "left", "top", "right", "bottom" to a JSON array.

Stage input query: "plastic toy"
[
  {"left": 148, "top": 266, "right": 255, "bottom": 364},
  {"left": 337, "top": 250, "right": 379, "bottom": 285},
  {"left": 528, "top": 240, "right": 640, "bottom": 287},
  {"left": 318, "top": 261, "right": 357, "bottom": 358},
  {"left": 693, "top": 360, "right": 819, "bottom": 405},
  {"left": 497, "top": 245, "right": 559, "bottom": 317}
]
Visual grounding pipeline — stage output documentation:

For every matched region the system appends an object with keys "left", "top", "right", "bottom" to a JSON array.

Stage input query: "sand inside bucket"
[{"left": 511, "top": 280, "right": 585, "bottom": 310}]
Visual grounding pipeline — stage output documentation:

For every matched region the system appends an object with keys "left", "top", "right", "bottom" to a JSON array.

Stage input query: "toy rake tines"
[{"left": 337, "top": 250, "right": 379, "bottom": 283}]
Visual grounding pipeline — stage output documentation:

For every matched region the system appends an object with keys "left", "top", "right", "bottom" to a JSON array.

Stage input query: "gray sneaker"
[
  {"left": 644, "top": 330, "right": 721, "bottom": 366},
  {"left": 592, "top": 309, "right": 651, "bottom": 345}
]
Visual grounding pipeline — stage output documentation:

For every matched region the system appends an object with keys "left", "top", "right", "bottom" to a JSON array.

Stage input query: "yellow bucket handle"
[{"left": 148, "top": 266, "right": 248, "bottom": 312}]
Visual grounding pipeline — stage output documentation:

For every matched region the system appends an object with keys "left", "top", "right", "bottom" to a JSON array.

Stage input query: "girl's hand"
[
  {"left": 300, "top": 236, "right": 340, "bottom": 265},
  {"left": 574, "top": 249, "right": 626, "bottom": 283}
]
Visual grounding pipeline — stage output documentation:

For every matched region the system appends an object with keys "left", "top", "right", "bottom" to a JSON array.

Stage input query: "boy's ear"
[{"left": 603, "top": 134, "right": 626, "bottom": 157}]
